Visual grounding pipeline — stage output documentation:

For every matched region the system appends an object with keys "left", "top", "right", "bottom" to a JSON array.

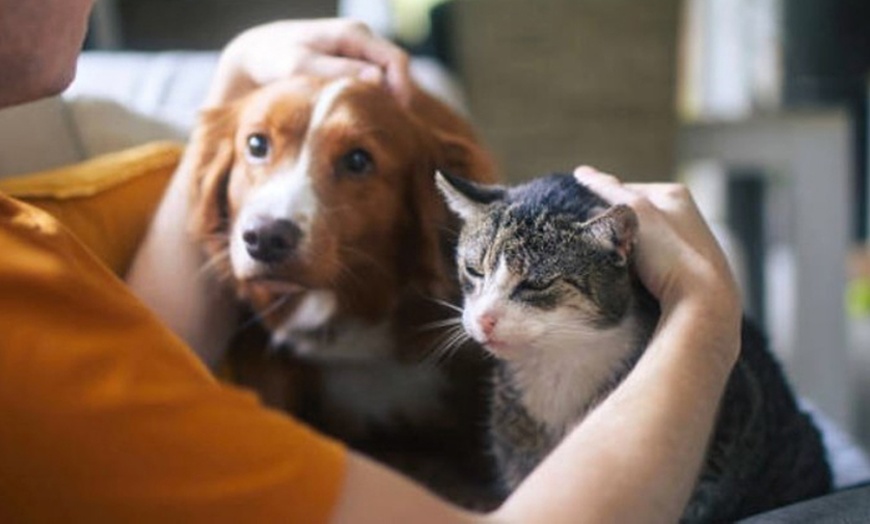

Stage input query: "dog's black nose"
[{"left": 242, "top": 217, "right": 302, "bottom": 263}]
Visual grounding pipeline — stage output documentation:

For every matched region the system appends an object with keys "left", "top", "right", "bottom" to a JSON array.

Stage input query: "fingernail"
[{"left": 358, "top": 66, "right": 383, "bottom": 84}]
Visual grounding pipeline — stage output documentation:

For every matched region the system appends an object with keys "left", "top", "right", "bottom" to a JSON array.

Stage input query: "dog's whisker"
[
  {"left": 337, "top": 244, "right": 392, "bottom": 279},
  {"left": 201, "top": 231, "right": 230, "bottom": 242},
  {"left": 320, "top": 202, "right": 357, "bottom": 215},
  {"left": 238, "top": 294, "right": 293, "bottom": 333},
  {"left": 330, "top": 255, "right": 355, "bottom": 279},
  {"left": 198, "top": 250, "right": 232, "bottom": 279}
]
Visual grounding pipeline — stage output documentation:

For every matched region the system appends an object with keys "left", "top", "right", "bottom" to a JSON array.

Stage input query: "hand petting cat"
[
  {"left": 436, "top": 167, "right": 827, "bottom": 521},
  {"left": 573, "top": 165, "right": 742, "bottom": 367}
]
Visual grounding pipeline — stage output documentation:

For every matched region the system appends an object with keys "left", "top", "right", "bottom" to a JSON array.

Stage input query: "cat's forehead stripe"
[{"left": 493, "top": 257, "right": 515, "bottom": 291}]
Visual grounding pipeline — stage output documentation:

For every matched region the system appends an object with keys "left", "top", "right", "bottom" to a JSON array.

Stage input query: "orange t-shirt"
[{"left": 0, "top": 194, "right": 347, "bottom": 522}]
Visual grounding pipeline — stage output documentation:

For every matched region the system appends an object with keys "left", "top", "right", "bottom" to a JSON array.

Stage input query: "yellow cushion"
[{"left": 0, "top": 141, "right": 184, "bottom": 276}]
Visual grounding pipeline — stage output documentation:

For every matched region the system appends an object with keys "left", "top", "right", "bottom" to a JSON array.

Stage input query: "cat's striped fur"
[{"left": 437, "top": 171, "right": 832, "bottom": 523}]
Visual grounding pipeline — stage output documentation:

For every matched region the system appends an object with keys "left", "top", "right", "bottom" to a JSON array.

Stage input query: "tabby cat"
[{"left": 435, "top": 171, "right": 831, "bottom": 522}]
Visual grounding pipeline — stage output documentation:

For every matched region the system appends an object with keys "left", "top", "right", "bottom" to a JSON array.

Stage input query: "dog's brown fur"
[{"left": 184, "top": 76, "right": 501, "bottom": 507}]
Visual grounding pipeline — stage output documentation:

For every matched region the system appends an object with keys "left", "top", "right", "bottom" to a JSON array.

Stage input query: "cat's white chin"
[{"left": 483, "top": 339, "right": 523, "bottom": 360}]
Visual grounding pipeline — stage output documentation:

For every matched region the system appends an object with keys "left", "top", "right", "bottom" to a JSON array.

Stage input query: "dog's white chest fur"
[
  {"left": 270, "top": 289, "right": 398, "bottom": 358},
  {"left": 269, "top": 289, "right": 449, "bottom": 434}
]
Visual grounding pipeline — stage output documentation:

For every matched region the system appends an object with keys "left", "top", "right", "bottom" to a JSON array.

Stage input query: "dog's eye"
[
  {"left": 339, "top": 148, "right": 374, "bottom": 175},
  {"left": 246, "top": 133, "right": 271, "bottom": 161}
]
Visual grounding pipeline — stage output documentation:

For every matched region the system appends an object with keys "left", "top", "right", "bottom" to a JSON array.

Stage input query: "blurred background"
[{"left": 4, "top": 0, "right": 870, "bottom": 455}]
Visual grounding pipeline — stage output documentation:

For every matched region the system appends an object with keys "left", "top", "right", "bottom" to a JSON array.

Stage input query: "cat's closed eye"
[
  {"left": 464, "top": 264, "right": 484, "bottom": 279},
  {"left": 515, "top": 278, "right": 555, "bottom": 293}
]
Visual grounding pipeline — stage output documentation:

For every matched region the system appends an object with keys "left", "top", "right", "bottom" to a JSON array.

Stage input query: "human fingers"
[
  {"left": 310, "top": 19, "right": 413, "bottom": 104},
  {"left": 573, "top": 166, "right": 738, "bottom": 310},
  {"left": 573, "top": 166, "right": 673, "bottom": 238},
  {"left": 573, "top": 165, "right": 632, "bottom": 205},
  {"left": 574, "top": 167, "right": 679, "bottom": 298},
  {"left": 624, "top": 182, "right": 732, "bottom": 275},
  {"left": 208, "top": 19, "right": 411, "bottom": 106},
  {"left": 575, "top": 167, "right": 692, "bottom": 219},
  {"left": 297, "top": 53, "right": 385, "bottom": 85},
  {"left": 623, "top": 183, "right": 701, "bottom": 224},
  {"left": 575, "top": 167, "right": 712, "bottom": 249}
]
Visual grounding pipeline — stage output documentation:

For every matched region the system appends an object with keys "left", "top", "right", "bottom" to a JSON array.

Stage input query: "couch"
[{"left": 3, "top": 49, "right": 870, "bottom": 522}]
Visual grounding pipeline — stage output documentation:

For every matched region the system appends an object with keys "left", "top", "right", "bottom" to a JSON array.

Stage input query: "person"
[{"left": 0, "top": 1, "right": 741, "bottom": 522}]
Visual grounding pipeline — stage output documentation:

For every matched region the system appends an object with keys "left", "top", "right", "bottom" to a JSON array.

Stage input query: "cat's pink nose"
[{"left": 479, "top": 313, "right": 498, "bottom": 337}]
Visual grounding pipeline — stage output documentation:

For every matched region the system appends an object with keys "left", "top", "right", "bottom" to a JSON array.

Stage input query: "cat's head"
[{"left": 436, "top": 171, "right": 639, "bottom": 359}]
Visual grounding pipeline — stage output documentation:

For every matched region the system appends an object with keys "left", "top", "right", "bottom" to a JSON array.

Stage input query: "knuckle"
[
  {"left": 347, "top": 20, "right": 372, "bottom": 34},
  {"left": 579, "top": 169, "right": 620, "bottom": 188},
  {"left": 626, "top": 193, "right": 655, "bottom": 214},
  {"left": 661, "top": 183, "right": 692, "bottom": 201},
  {"left": 598, "top": 173, "right": 621, "bottom": 187},
  {"left": 394, "top": 50, "right": 410, "bottom": 65}
]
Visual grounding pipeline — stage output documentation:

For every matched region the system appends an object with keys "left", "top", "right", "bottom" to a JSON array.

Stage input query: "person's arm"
[
  {"left": 493, "top": 168, "right": 742, "bottom": 523},
  {"left": 130, "top": 18, "right": 739, "bottom": 521},
  {"left": 1, "top": 160, "right": 735, "bottom": 524},
  {"left": 328, "top": 167, "right": 742, "bottom": 523},
  {"left": 124, "top": 19, "right": 412, "bottom": 367}
]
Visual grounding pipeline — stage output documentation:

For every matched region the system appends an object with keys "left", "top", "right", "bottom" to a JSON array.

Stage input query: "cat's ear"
[
  {"left": 582, "top": 204, "right": 638, "bottom": 267},
  {"left": 435, "top": 170, "right": 506, "bottom": 221}
]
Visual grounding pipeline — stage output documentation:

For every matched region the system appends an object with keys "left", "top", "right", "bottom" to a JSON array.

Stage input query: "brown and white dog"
[{"left": 186, "top": 75, "right": 500, "bottom": 501}]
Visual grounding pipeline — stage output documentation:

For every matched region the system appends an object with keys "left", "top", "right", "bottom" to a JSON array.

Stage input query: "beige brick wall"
[{"left": 450, "top": 0, "right": 681, "bottom": 183}]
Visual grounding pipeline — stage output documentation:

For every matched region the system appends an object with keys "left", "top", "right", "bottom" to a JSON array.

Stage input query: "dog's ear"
[
  {"left": 414, "top": 133, "right": 496, "bottom": 298},
  {"left": 187, "top": 105, "right": 237, "bottom": 249},
  {"left": 432, "top": 130, "right": 498, "bottom": 185},
  {"left": 408, "top": 87, "right": 499, "bottom": 184},
  {"left": 402, "top": 164, "right": 453, "bottom": 299},
  {"left": 401, "top": 88, "right": 500, "bottom": 299}
]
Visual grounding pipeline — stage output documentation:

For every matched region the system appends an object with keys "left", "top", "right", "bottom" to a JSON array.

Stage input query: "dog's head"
[{"left": 187, "top": 76, "right": 496, "bottom": 348}]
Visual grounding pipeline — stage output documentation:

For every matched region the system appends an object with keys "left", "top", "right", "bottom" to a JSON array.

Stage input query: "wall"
[{"left": 448, "top": 0, "right": 681, "bottom": 183}]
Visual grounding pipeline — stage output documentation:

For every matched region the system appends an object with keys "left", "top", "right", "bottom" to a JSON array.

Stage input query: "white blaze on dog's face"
[
  {"left": 207, "top": 76, "right": 447, "bottom": 342},
  {"left": 189, "top": 74, "right": 496, "bottom": 354},
  {"left": 224, "top": 76, "right": 425, "bottom": 286},
  {"left": 228, "top": 78, "right": 352, "bottom": 284}
]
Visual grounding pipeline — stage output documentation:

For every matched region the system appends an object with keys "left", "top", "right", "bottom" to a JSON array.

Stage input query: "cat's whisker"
[
  {"left": 442, "top": 326, "right": 472, "bottom": 358},
  {"left": 424, "top": 324, "right": 470, "bottom": 365},
  {"left": 423, "top": 328, "right": 455, "bottom": 365},
  {"left": 424, "top": 297, "right": 464, "bottom": 314},
  {"left": 417, "top": 317, "right": 464, "bottom": 332}
]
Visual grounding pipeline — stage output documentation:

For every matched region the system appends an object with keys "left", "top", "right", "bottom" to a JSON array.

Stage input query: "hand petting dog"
[
  {"left": 126, "top": 19, "right": 414, "bottom": 367},
  {"left": 204, "top": 19, "right": 414, "bottom": 108}
]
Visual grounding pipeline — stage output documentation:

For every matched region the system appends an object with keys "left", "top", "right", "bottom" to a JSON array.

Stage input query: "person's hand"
[
  {"left": 205, "top": 18, "right": 412, "bottom": 107},
  {"left": 574, "top": 166, "right": 741, "bottom": 327}
]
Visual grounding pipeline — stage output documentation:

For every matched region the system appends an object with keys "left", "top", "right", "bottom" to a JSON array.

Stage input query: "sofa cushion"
[
  {"left": 0, "top": 97, "right": 85, "bottom": 177},
  {"left": 0, "top": 141, "right": 183, "bottom": 276}
]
